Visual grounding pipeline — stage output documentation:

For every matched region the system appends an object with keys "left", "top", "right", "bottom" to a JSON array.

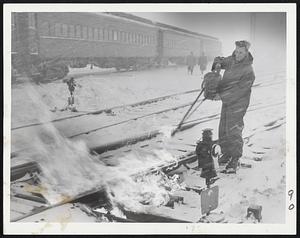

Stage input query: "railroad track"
[
  {"left": 10, "top": 144, "right": 198, "bottom": 222},
  {"left": 10, "top": 72, "right": 285, "bottom": 156}
]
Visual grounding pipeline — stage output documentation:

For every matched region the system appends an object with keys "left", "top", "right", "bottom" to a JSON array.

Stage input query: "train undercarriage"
[{"left": 12, "top": 55, "right": 189, "bottom": 83}]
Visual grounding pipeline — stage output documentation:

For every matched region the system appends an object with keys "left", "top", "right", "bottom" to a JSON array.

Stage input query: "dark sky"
[{"left": 132, "top": 12, "right": 286, "bottom": 68}]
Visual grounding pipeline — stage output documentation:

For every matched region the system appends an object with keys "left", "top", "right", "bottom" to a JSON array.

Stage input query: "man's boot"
[
  {"left": 225, "top": 157, "right": 240, "bottom": 174},
  {"left": 218, "top": 153, "right": 231, "bottom": 165}
]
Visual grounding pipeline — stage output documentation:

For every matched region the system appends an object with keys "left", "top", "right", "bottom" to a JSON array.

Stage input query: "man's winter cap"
[
  {"left": 235, "top": 40, "right": 251, "bottom": 50},
  {"left": 202, "top": 128, "right": 213, "bottom": 134}
]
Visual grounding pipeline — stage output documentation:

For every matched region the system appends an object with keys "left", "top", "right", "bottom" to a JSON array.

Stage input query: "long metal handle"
[{"left": 171, "top": 88, "right": 205, "bottom": 136}]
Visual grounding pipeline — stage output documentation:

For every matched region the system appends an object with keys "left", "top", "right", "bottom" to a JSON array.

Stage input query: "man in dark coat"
[
  {"left": 186, "top": 51, "right": 196, "bottom": 75},
  {"left": 198, "top": 52, "right": 208, "bottom": 76},
  {"left": 211, "top": 40, "right": 255, "bottom": 173}
]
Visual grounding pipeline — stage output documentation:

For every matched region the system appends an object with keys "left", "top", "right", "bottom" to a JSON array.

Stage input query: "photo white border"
[{"left": 3, "top": 3, "right": 297, "bottom": 235}]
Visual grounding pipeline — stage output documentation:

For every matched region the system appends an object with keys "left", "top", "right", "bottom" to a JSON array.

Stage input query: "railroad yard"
[{"left": 10, "top": 64, "right": 286, "bottom": 224}]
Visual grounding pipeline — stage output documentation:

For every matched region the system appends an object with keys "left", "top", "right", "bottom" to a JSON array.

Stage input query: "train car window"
[
  {"left": 150, "top": 36, "right": 154, "bottom": 45},
  {"left": 130, "top": 33, "right": 134, "bottom": 44},
  {"left": 119, "top": 31, "right": 122, "bottom": 41},
  {"left": 142, "top": 35, "right": 145, "bottom": 45},
  {"left": 120, "top": 31, "right": 123, "bottom": 42},
  {"left": 98, "top": 28, "right": 103, "bottom": 41},
  {"left": 28, "top": 13, "right": 36, "bottom": 29},
  {"left": 121, "top": 32, "right": 125, "bottom": 42},
  {"left": 62, "top": 24, "right": 68, "bottom": 37},
  {"left": 54, "top": 23, "right": 61, "bottom": 36},
  {"left": 94, "top": 28, "right": 98, "bottom": 40},
  {"left": 113, "top": 30, "right": 117, "bottom": 41},
  {"left": 82, "top": 26, "right": 88, "bottom": 39},
  {"left": 75, "top": 25, "right": 81, "bottom": 38},
  {"left": 108, "top": 30, "right": 113, "bottom": 41},
  {"left": 49, "top": 23, "right": 55, "bottom": 36},
  {"left": 103, "top": 29, "right": 108, "bottom": 41},
  {"left": 69, "top": 25, "right": 75, "bottom": 38},
  {"left": 129, "top": 33, "right": 132, "bottom": 43},
  {"left": 40, "top": 21, "right": 50, "bottom": 36},
  {"left": 138, "top": 34, "right": 141, "bottom": 45},
  {"left": 88, "top": 27, "right": 93, "bottom": 40}
]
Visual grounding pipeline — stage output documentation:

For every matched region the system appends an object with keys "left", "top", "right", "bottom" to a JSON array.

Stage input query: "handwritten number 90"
[{"left": 288, "top": 190, "right": 294, "bottom": 210}]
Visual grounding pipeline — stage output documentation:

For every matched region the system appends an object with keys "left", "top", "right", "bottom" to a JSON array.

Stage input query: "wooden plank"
[{"left": 14, "top": 193, "right": 48, "bottom": 204}]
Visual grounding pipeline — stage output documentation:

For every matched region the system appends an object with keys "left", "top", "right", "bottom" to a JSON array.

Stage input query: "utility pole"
[
  {"left": 16, "top": 13, "right": 31, "bottom": 77},
  {"left": 250, "top": 13, "right": 256, "bottom": 54}
]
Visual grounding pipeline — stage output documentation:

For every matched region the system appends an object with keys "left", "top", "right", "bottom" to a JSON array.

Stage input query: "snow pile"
[{"left": 68, "top": 64, "right": 115, "bottom": 76}]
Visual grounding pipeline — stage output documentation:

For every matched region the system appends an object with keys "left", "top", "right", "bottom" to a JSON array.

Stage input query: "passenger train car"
[{"left": 11, "top": 12, "right": 222, "bottom": 81}]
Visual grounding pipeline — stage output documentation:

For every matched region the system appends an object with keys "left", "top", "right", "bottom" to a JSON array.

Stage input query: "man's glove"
[
  {"left": 211, "top": 58, "right": 224, "bottom": 71},
  {"left": 213, "top": 94, "right": 221, "bottom": 101}
]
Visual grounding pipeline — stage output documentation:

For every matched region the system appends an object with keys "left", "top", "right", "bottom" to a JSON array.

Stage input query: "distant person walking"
[
  {"left": 198, "top": 52, "right": 208, "bottom": 76},
  {"left": 186, "top": 52, "right": 196, "bottom": 75}
]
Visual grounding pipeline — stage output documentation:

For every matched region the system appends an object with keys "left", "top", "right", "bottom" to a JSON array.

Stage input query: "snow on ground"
[
  {"left": 12, "top": 65, "right": 203, "bottom": 127},
  {"left": 10, "top": 64, "right": 287, "bottom": 223}
]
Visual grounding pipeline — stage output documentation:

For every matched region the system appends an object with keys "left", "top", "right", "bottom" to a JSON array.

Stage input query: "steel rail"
[{"left": 12, "top": 89, "right": 201, "bottom": 131}]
